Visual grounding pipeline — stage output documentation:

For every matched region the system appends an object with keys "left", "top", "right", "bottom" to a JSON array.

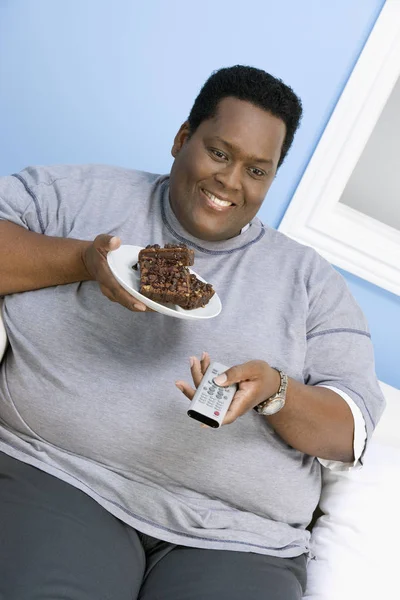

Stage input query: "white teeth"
[{"left": 203, "top": 189, "right": 232, "bottom": 207}]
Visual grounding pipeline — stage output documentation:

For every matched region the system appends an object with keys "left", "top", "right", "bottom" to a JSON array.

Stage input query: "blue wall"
[{"left": 2, "top": 0, "right": 398, "bottom": 387}]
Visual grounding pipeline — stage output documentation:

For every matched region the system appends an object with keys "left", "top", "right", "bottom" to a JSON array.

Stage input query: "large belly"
[{"left": 0, "top": 280, "right": 314, "bottom": 523}]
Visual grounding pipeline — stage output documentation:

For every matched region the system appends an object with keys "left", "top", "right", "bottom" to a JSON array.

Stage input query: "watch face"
[{"left": 259, "top": 397, "right": 285, "bottom": 415}]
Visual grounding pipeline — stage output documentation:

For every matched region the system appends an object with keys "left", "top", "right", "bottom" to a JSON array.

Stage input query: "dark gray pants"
[{"left": 0, "top": 452, "right": 307, "bottom": 599}]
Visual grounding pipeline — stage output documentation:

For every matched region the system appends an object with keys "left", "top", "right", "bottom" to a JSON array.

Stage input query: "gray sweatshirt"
[{"left": 0, "top": 165, "right": 385, "bottom": 557}]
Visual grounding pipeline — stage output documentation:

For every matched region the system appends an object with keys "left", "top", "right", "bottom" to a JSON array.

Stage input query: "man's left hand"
[{"left": 176, "top": 355, "right": 281, "bottom": 425}]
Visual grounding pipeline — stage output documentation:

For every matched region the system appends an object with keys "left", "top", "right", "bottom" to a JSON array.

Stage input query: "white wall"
[{"left": 340, "top": 76, "right": 400, "bottom": 231}]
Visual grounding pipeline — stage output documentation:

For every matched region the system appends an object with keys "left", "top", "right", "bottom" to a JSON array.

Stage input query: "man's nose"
[{"left": 214, "top": 163, "right": 242, "bottom": 191}]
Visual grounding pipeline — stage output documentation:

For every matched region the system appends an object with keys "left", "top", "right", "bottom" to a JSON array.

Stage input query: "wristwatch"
[{"left": 254, "top": 369, "right": 288, "bottom": 416}]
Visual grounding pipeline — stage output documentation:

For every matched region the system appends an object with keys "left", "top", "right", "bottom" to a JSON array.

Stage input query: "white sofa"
[
  {"left": 0, "top": 300, "right": 6, "bottom": 363},
  {"left": 0, "top": 299, "right": 399, "bottom": 598}
]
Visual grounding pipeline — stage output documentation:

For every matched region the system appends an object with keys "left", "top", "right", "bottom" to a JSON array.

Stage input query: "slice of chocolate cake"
[
  {"left": 136, "top": 243, "right": 215, "bottom": 310},
  {"left": 139, "top": 258, "right": 191, "bottom": 306},
  {"left": 185, "top": 274, "right": 215, "bottom": 309},
  {"left": 138, "top": 243, "right": 194, "bottom": 266},
  {"left": 138, "top": 243, "right": 192, "bottom": 306}
]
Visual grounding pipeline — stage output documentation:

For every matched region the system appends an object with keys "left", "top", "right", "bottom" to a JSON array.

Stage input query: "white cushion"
[
  {"left": 373, "top": 381, "right": 400, "bottom": 449},
  {"left": 305, "top": 383, "right": 400, "bottom": 600},
  {"left": 0, "top": 299, "right": 6, "bottom": 362}
]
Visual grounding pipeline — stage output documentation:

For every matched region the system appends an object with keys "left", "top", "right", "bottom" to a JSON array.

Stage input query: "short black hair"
[{"left": 188, "top": 65, "right": 303, "bottom": 168}]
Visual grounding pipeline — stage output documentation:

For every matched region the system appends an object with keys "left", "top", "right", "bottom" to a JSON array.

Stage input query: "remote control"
[{"left": 187, "top": 362, "right": 238, "bottom": 428}]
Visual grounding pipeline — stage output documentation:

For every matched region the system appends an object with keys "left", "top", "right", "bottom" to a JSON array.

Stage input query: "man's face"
[{"left": 169, "top": 97, "right": 286, "bottom": 241}]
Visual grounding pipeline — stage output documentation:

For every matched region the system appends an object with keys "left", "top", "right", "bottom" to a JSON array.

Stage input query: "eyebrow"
[{"left": 212, "top": 136, "right": 274, "bottom": 166}]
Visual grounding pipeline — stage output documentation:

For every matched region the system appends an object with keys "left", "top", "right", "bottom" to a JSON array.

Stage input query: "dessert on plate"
[{"left": 136, "top": 243, "right": 215, "bottom": 310}]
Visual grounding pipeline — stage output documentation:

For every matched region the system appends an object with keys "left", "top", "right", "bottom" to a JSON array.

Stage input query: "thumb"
[
  {"left": 94, "top": 234, "right": 121, "bottom": 253},
  {"left": 213, "top": 364, "right": 245, "bottom": 387},
  {"left": 108, "top": 236, "right": 121, "bottom": 251}
]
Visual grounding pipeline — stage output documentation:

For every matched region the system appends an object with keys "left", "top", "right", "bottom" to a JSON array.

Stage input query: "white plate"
[{"left": 107, "top": 245, "right": 222, "bottom": 320}]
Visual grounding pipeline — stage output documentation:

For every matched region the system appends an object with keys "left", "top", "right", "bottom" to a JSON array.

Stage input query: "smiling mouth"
[{"left": 201, "top": 189, "right": 234, "bottom": 208}]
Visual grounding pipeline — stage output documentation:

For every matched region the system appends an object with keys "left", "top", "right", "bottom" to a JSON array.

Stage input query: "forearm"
[
  {"left": 267, "top": 378, "right": 355, "bottom": 462},
  {"left": 0, "top": 221, "right": 93, "bottom": 295}
]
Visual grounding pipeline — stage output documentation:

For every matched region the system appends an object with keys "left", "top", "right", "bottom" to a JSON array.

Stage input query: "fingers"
[
  {"left": 190, "top": 352, "right": 209, "bottom": 387},
  {"left": 177, "top": 359, "right": 275, "bottom": 427},
  {"left": 189, "top": 355, "right": 203, "bottom": 388},
  {"left": 104, "top": 279, "right": 149, "bottom": 311},
  {"left": 176, "top": 352, "right": 210, "bottom": 401},
  {"left": 221, "top": 364, "right": 278, "bottom": 425},
  {"left": 175, "top": 358, "right": 254, "bottom": 427},
  {"left": 200, "top": 351, "right": 210, "bottom": 374},
  {"left": 222, "top": 388, "right": 252, "bottom": 425},
  {"left": 99, "top": 283, "right": 149, "bottom": 312},
  {"left": 175, "top": 380, "right": 196, "bottom": 400},
  {"left": 90, "top": 234, "right": 153, "bottom": 312}
]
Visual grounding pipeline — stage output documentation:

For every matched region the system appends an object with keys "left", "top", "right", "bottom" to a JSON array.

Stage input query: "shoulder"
[
  {"left": 257, "top": 223, "right": 327, "bottom": 273},
  {"left": 257, "top": 223, "right": 351, "bottom": 296},
  {"left": 14, "top": 164, "right": 162, "bottom": 190},
  {"left": 255, "top": 225, "right": 372, "bottom": 358}
]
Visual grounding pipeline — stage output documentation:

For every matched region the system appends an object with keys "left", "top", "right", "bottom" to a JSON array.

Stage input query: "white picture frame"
[{"left": 279, "top": 0, "right": 400, "bottom": 296}]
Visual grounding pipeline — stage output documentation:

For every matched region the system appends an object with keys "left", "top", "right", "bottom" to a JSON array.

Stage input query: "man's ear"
[{"left": 171, "top": 121, "right": 191, "bottom": 158}]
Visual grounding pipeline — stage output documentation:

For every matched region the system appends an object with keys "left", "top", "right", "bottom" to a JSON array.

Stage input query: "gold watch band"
[{"left": 254, "top": 369, "right": 288, "bottom": 414}]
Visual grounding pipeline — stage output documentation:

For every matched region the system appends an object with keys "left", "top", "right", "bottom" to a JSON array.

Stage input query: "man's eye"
[
  {"left": 209, "top": 149, "right": 228, "bottom": 160},
  {"left": 249, "top": 167, "right": 266, "bottom": 178}
]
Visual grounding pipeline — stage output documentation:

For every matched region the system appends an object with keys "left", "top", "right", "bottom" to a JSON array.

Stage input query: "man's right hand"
[
  {"left": 0, "top": 221, "right": 150, "bottom": 311},
  {"left": 82, "top": 234, "right": 150, "bottom": 312}
]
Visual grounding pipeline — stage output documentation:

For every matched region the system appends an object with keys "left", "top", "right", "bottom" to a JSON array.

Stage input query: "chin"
[
  {"left": 192, "top": 226, "right": 233, "bottom": 242},
  {"left": 185, "top": 210, "right": 238, "bottom": 241}
]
